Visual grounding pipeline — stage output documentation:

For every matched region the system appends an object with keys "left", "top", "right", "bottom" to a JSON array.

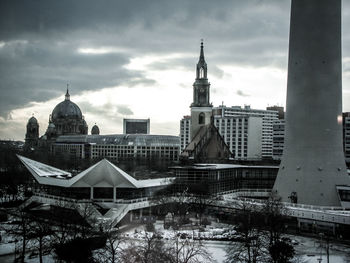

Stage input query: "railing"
[
  {"left": 217, "top": 188, "right": 271, "bottom": 196},
  {"left": 30, "top": 190, "right": 350, "bottom": 225},
  {"left": 33, "top": 192, "right": 91, "bottom": 203}
]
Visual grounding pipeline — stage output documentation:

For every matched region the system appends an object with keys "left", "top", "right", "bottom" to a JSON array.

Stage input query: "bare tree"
[
  {"left": 186, "top": 180, "right": 215, "bottom": 226},
  {"left": 261, "top": 192, "right": 289, "bottom": 245},
  {"left": 28, "top": 217, "right": 53, "bottom": 263},
  {"left": 173, "top": 234, "right": 214, "bottom": 263},
  {"left": 261, "top": 192, "right": 295, "bottom": 263},
  {"left": 155, "top": 188, "right": 191, "bottom": 228},
  {"left": 94, "top": 221, "right": 124, "bottom": 263},
  {"left": 6, "top": 208, "right": 32, "bottom": 262},
  {"left": 121, "top": 231, "right": 173, "bottom": 263},
  {"left": 225, "top": 200, "right": 269, "bottom": 263}
]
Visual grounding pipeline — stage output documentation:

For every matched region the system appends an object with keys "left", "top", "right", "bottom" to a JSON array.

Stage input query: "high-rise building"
[
  {"left": 180, "top": 116, "right": 191, "bottom": 151},
  {"left": 123, "top": 119, "right": 150, "bottom": 134},
  {"left": 214, "top": 116, "right": 262, "bottom": 160},
  {"left": 266, "top": 105, "right": 285, "bottom": 120},
  {"left": 272, "top": 120, "right": 285, "bottom": 160},
  {"left": 273, "top": 0, "right": 350, "bottom": 206},
  {"left": 343, "top": 112, "right": 350, "bottom": 163},
  {"left": 213, "top": 105, "right": 278, "bottom": 159}
]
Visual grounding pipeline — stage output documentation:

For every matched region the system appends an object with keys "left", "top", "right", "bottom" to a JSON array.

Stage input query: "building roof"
[
  {"left": 18, "top": 155, "right": 174, "bottom": 188},
  {"left": 28, "top": 116, "right": 38, "bottom": 124},
  {"left": 51, "top": 90, "right": 83, "bottom": 121},
  {"left": 55, "top": 134, "right": 180, "bottom": 147},
  {"left": 171, "top": 163, "right": 279, "bottom": 170},
  {"left": 91, "top": 124, "right": 100, "bottom": 135}
]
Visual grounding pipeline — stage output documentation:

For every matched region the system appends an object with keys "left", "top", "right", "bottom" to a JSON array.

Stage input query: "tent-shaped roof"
[{"left": 18, "top": 155, "right": 173, "bottom": 188}]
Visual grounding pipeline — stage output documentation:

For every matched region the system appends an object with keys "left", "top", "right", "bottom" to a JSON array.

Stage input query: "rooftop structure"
[
  {"left": 123, "top": 118, "right": 150, "bottom": 134},
  {"left": 18, "top": 155, "right": 173, "bottom": 200}
]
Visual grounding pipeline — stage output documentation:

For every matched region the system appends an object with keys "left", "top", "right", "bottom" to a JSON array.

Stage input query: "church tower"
[
  {"left": 25, "top": 115, "right": 39, "bottom": 148},
  {"left": 190, "top": 41, "right": 213, "bottom": 140}
]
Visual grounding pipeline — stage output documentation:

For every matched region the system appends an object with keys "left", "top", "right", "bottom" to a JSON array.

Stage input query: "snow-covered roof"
[
  {"left": 18, "top": 155, "right": 72, "bottom": 178},
  {"left": 18, "top": 155, "right": 174, "bottom": 188}
]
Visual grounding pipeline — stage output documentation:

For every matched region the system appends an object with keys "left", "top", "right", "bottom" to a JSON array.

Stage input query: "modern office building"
[
  {"left": 272, "top": 120, "right": 285, "bottom": 160},
  {"left": 123, "top": 119, "right": 150, "bottom": 134},
  {"left": 266, "top": 105, "right": 285, "bottom": 120},
  {"left": 52, "top": 134, "right": 180, "bottom": 162},
  {"left": 214, "top": 116, "right": 262, "bottom": 160},
  {"left": 180, "top": 116, "right": 191, "bottom": 151},
  {"left": 213, "top": 105, "right": 279, "bottom": 159},
  {"left": 343, "top": 112, "right": 350, "bottom": 163},
  {"left": 172, "top": 163, "right": 278, "bottom": 194}
]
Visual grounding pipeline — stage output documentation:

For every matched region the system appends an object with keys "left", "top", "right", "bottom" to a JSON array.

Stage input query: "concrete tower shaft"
[{"left": 273, "top": 0, "right": 350, "bottom": 206}]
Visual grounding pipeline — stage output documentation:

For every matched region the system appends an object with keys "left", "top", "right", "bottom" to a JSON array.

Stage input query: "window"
[
  {"left": 199, "top": 112, "right": 205, "bottom": 124},
  {"left": 199, "top": 67, "right": 205, "bottom": 78}
]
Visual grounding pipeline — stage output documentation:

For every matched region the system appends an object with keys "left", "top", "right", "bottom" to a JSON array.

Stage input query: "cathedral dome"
[
  {"left": 91, "top": 124, "right": 100, "bottom": 135},
  {"left": 51, "top": 89, "right": 82, "bottom": 121}
]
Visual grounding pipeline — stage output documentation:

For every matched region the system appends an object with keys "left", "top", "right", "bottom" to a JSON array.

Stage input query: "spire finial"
[
  {"left": 65, "top": 84, "right": 70, "bottom": 101},
  {"left": 199, "top": 39, "right": 205, "bottom": 61}
]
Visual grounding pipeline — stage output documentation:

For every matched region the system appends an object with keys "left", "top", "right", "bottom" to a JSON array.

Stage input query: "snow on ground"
[
  {"left": 1, "top": 219, "right": 350, "bottom": 262},
  {"left": 120, "top": 221, "right": 350, "bottom": 263}
]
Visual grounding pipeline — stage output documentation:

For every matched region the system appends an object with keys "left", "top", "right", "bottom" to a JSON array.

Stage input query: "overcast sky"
[{"left": 1, "top": 0, "right": 350, "bottom": 140}]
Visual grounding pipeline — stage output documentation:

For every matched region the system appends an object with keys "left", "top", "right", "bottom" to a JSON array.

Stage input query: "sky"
[{"left": 1, "top": 0, "right": 350, "bottom": 141}]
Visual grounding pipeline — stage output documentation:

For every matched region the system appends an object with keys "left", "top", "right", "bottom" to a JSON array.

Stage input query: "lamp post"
[
  {"left": 317, "top": 233, "right": 324, "bottom": 263},
  {"left": 14, "top": 238, "right": 18, "bottom": 262}
]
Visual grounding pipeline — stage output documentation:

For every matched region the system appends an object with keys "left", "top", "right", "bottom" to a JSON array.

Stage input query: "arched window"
[
  {"left": 199, "top": 67, "right": 205, "bottom": 78},
  {"left": 199, "top": 112, "right": 205, "bottom": 124}
]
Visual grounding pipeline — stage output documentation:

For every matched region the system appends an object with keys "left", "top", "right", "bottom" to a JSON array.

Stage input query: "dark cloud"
[
  {"left": 117, "top": 105, "right": 133, "bottom": 116},
  {"left": 1, "top": 0, "right": 350, "bottom": 126},
  {"left": 0, "top": 39, "right": 155, "bottom": 118},
  {"left": 79, "top": 101, "right": 133, "bottom": 122},
  {"left": 236, "top": 90, "right": 250, "bottom": 97}
]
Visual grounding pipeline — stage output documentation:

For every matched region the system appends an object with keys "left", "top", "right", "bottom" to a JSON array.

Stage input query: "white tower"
[
  {"left": 190, "top": 41, "right": 213, "bottom": 140},
  {"left": 273, "top": 0, "right": 350, "bottom": 206}
]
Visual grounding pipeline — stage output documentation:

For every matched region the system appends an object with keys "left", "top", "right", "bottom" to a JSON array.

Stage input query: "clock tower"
[{"left": 190, "top": 41, "right": 213, "bottom": 140}]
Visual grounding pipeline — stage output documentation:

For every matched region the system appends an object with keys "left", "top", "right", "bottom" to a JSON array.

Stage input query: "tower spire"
[
  {"left": 196, "top": 39, "right": 207, "bottom": 80},
  {"left": 199, "top": 39, "right": 205, "bottom": 62},
  {"left": 65, "top": 84, "right": 70, "bottom": 101}
]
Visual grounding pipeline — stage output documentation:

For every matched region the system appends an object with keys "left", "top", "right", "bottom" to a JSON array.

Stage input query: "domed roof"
[
  {"left": 51, "top": 89, "right": 83, "bottom": 121},
  {"left": 28, "top": 116, "right": 38, "bottom": 125},
  {"left": 91, "top": 124, "right": 100, "bottom": 135}
]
